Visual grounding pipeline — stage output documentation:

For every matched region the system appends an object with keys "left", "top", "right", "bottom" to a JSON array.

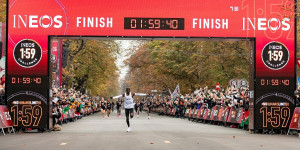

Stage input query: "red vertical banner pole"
[
  {"left": 1, "top": 23, "right": 5, "bottom": 57},
  {"left": 59, "top": 40, "right": 63, "bottom": 87},
  {"left": 51, "top": 40, "right": 59, "bottom": 88}
]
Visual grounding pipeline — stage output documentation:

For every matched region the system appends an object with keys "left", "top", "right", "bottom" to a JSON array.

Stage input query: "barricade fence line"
[
  {"left": 151, "top": 104, "right": 300, "bottom": 134},
  {"left": 148, "top": 105, "right": 251, "bottom": 130}
]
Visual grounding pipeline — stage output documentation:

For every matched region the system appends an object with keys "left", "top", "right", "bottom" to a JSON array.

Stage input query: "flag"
[
  {"left": 168, "top": 88, "right": 173, "bottom": 97},
  {"left": 63, "top": 105, "right": 70, "bottom": 114},
  {"left": 216, "top": 82, "right": 220, "bottom": 91},
  {"left": 172, "top": 84, "right": 180, "bottom": 97},
  {"left": 194, "top": 90, "right": 200, "bottom": 95}
]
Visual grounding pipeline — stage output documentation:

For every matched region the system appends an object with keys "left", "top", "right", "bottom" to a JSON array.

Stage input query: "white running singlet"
[{"left": 124, "top": 92, "right": 134, "bottom": 109}]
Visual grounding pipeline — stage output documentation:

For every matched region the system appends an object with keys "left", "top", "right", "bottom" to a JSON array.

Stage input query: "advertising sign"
[
  {"left": 0, "top": 105, "right": 13, "bottom": 128},
  {"left": 289, "top": 107, "right": 300, "bottom": 130}
]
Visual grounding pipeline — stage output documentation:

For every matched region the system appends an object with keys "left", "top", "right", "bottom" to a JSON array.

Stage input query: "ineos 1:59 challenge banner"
[{"left": 7, "top": 0, "right": 295, "bottom": 129}]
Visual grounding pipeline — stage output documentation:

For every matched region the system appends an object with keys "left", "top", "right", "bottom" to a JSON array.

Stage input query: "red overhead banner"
[{"left": 6, "top": 0, "right": 295, "bottom": 76}]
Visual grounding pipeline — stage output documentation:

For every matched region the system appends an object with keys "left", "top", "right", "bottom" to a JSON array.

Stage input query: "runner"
[
  {"left": 107, "top": 98, "right": 112, "bottom": 118},
  {"left": 113, "top": 88, "right": 146, "bottom": 132},
  {"left": 116, "top": 99, "right": 122, "bottom": 117},
  {"left": 146, "top": 98, "right": 152, "bottom": 119},
  {"left": 134, "top": 100, "right": 140, "bottom": 118},
  {"left": 100, "top": 97, "right": 106, "bottom": 119},
  {"left": 140, "top": 99, "right": 144, "bottom": 112},
  {"left": 111, "top": 99, "right": 115, "bottom": 112}
]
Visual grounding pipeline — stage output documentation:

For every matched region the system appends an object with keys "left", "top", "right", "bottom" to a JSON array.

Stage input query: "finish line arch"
[{"left": 5, "top": 0, "right": 296, "bottom": 130}]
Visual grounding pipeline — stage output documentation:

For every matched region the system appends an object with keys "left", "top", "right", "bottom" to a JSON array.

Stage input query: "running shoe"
[{"left": 126, "top": 127, "right": 131, "bottom": 132}]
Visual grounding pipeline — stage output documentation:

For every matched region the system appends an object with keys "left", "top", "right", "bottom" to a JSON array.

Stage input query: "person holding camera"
[{"left": 294, "top": 86, "right": 300, "bottom": 107}]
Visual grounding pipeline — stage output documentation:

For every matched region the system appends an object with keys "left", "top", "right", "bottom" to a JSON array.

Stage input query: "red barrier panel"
[
  {"left": 289, "top": 107, "right": 300, "bottom": 130},
  {"left": 208, "top": 108, "right": 213, "bottom": 120},
  {"left": 203, "top": 108, "right": 212, "bottom": 120},
  {"left": 172, "top": 108, "right": 176, "bottom": 116},
  {"left": 202, "top": 108, "right": 208, "bottom": 120},
  {"left": 193, "top": 109, "right": 199, "bottom": 118},
  {"left": 217, "top": 106, "right": 224, "bottom": 121},
  {"left": 184, "top": 109, "right": 190, "bottom": 117},
  {"left": 189, "top": 109, "right": 195, "bottom": 118},
  {"left": 198, "top": 106, "right": 206, "bottom": 119},
  {"left": 0, "top": 105, "right": 14, "bottom": 128},
  {"left": 210, "top": 106, "right": 220, "bottom": 121},
  {"left": 227, "top": 107, "right": 235, "bottom": 123},
  {"left": 226, "top": 107, "right": 244, "bottom": 124},
  {"left": 218, "top": 106, "right": 230, "bottom": 122}
]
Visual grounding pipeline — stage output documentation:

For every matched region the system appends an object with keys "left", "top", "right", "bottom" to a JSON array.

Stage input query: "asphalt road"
[{"left": 1, "top": 110, "right": 300, "bottom": 150}]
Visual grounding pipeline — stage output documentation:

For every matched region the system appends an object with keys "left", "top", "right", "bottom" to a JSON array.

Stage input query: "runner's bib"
[{"left": 124, "top": 92, "right": 134, "bottom": 109}]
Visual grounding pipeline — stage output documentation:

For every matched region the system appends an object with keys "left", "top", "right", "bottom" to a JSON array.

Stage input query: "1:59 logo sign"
[
  {"left": 261, "top": 41, "right": 289, "bottom": 70},
  {"left": 13, "top": 39, "right": 42, "bottom": 68}
]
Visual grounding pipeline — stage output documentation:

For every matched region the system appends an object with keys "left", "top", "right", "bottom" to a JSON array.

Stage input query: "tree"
[
  {"left": 126, "top": 40, "right": 249, "bottom": 94},
  {"left": 62, "top": 39, "right": 120, "bottom": 96},
  {"left": 0, "top": 0, "right": 6, "bottom": 23}
]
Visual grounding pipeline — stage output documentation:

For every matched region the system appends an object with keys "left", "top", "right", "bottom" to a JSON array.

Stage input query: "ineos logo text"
[{"left": 13, "top": 15, "right": 63, "bottom": 28}]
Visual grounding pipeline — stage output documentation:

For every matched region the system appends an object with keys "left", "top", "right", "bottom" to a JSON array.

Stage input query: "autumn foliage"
[
  {"left": 62, "top": 40, "right": 120, "bottom": 97},
  {"left": 125, "top": 41, "right": 250, "bottom": 94}
]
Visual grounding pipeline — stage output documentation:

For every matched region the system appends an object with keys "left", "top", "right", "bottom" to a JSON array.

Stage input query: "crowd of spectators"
[
  {"left": 147, "top": 84, "right": 250, "bottom": 129},
  {"left": 51, "top": 87, "right": 101, "bottom": 129},
  {"left": 0, "top": 75, "right": 5, "bottom": 105}
]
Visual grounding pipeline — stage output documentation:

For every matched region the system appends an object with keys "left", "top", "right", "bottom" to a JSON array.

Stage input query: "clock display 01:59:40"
[
  {"left": 11, "top": 77, "right": 42, "bottom": 84},
  {"left": 260, "top": 78, "right": 289, "bottom": 86}
]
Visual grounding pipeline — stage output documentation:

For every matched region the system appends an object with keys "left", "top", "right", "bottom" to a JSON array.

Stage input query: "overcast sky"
[
  {"left": 116, "top": 40, "right": 131, "bottom": 82},
  {"left": 115, "top": 40, "right": 140, "bottom": 88}
]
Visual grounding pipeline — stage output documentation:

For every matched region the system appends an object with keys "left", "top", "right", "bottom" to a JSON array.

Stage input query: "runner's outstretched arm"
[
  {"left": 113, "top": 95, "right": 123, "bottom": 99},
  {"left": 134, "top": 93, "right": 147, "bottom": 96}
]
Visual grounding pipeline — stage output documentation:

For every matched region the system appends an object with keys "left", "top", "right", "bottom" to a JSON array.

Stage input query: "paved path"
[{"left": 1, "top": 110, "right": 300, "bottom": 150}]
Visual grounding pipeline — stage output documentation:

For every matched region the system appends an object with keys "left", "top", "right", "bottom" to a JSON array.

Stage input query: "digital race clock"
[
  {"left": 255, "top": 76, "right": 295, "bottom": 129},
  {"left": 124, "top": 18, "right": 184, "bottom": 30},
  {"left": 11, "top": 77, "right": 42, "bottom": 84},
  {"left": 7, "top": 76, "right": 47, "bottom": 87},
  {"left": 259, "top": 78, "right": 290, "bottom": 86}
]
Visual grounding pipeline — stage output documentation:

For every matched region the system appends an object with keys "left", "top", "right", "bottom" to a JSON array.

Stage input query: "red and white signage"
[
  {"left": 0, "top": 105, "right": 13, "bottom": 128},
  {"left": 6, "top": 0, "right": 295, "bottom": 77},
  {"left": 289, "top": 107, "right": 300, "bottom": 130},
  {"left": 297, "top": 58, "right": 300, "bottom": 68}
]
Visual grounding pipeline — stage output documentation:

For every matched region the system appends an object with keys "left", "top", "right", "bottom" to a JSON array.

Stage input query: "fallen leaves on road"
[{"left": 60, "top": 143, "right": 67, "bottom": 146}]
